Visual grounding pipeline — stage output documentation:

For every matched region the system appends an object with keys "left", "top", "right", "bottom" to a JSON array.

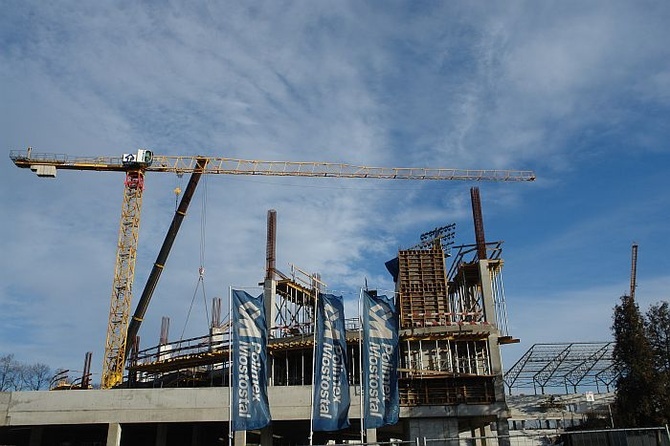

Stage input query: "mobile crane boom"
[{"left": 10, "top": 148, "right": 535, "bottom": 388}]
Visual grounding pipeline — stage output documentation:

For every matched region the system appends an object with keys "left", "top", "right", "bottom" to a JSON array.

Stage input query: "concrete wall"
[
  {"left": 3, "top": 388, "right": 229, "bottom": 426},
  {"left": 0, "top": 392, "right": 9, "bottom": 425},
  {"left": 1, "top": 387, "right": 507, "bottom": 428},
  {"left": 2, "top": 387, "right": 316, "bottom": 426}
]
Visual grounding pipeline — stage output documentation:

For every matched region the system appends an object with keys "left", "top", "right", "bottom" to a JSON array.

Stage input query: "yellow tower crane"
[{"left": 10, "top": 148, "right": 535, "bottom": 388}]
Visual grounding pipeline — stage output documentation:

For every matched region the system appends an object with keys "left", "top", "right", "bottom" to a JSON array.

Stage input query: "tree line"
[
  {"left": 612, "top": 298, "right": 670, "bottom": 427},
  {"left": 0, "top": 354, "right": 52, "bottom": 391}
]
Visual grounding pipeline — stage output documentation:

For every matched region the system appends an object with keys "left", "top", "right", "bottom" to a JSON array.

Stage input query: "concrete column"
[
  {"left": 234, "top": 430, "right": 246, "bottom": 446},
  {"left": 479, "top": 425, "right": 491, "bottom": 446},
  {"left": 263, "top": 279, "right": 276, "bottom": 333},
  {"left": 106, "top": 422, "right": 122, "bottom": 446},
  {"left": 479, "top": 260, "right": 508, "bottom": 404},
  {"left": 264, "top": 278, "right": 277, "bottom": 386},
  {"left": 478, "top": 260, "right": 496, "bottom": 326},
  {"left": 496, "top": 418, "right": 511, "bottom": 446},
  {"left": 29, "top": 426, "right": 43, "bottom": 446},
  {"left": 406, "top": 417, "right": 459, "bottom": 446},
  {"left": 156, "top": 423, "right": 168, "bottom": 446},
  {"left": 445, "top": 418, "right": 459, "bottom": 446},
  {"left": 366, "top": 428, "right": 377, "bottom": 444},
  {"left": 191, "top": 424, "right": 200, "bottom": 446},
  {"left": 467, "top": 427, "right": 476, "bottom": 446},
  {"left": 261, "top": 425, "right": 273, "bottom": 446}
]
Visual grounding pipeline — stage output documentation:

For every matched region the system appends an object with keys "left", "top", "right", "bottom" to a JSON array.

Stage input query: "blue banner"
[
  {"left": 231, "top": 289, "right": 271, "bottom": 431},
  {"left": 362, "top": 291, "right": 399, "bottom": 428},
  {"left": 313, "top": 293, "right": 351, "bottom": 431}
]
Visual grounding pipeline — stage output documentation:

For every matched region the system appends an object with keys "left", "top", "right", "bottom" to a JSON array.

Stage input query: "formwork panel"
[
  {"left": 400, "top": 376, "right": 496, "bottom": 406},
  {"left": 398, "top": 248, "right": 449, "bottom": 328}
]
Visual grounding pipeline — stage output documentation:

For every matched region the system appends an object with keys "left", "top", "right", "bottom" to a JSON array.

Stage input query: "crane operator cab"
[{"left": 122, "top": 149, "right": 153, "bottom": 167}]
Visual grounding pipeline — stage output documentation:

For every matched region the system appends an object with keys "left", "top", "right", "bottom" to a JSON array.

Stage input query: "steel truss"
[{"left": 504, "top": 342, "right": 617, "bottom": 394}]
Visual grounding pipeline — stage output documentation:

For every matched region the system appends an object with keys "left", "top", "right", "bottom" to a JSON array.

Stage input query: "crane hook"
[{"left": 173, "top": 186, "right": 182, "bottom": 210}]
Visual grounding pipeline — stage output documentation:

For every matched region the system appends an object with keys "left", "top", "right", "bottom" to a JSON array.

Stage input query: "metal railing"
[{"left": 300, "top": 426, "right": 670, "bottom": 446}]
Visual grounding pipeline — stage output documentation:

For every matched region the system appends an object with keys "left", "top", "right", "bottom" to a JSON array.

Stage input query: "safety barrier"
[{"left": 303, "top": 426, "right": 670, "bottom": 446}]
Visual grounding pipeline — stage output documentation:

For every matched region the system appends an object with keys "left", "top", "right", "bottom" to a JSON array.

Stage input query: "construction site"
[{"left": 1, "top": 149, "right": 561, "bottom": 445}]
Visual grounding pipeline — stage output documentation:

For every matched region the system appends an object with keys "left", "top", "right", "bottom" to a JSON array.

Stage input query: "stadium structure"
[
  {"left": 13, "top": 151, "right": 622, "bottom": 446},
  {"left": 0, "top": 181, "right": 538, "bottom": 446}
]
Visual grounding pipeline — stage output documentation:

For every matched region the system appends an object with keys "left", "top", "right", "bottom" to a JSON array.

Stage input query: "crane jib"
[
  {"left": 9, "top": 147, "right": 535, "bottom": 388},
  {"left": 10, "top": 150, "right": 536, "bottom": 181}
]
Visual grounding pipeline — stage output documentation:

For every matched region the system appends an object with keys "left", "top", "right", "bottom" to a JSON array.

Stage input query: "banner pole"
[
  {"left": 228, "top": 286, "right": 233, "bottom": 446},
  {"left": 309, "top": 276, "right": 319, "bottom": 446},
  {"left": 358, "top": 288, "right": 365, "bottom": 443}
]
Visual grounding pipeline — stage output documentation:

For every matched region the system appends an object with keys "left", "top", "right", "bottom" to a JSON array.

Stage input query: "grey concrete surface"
[{"left": 1, "top": 386, "right": 507, "bottom": 427}]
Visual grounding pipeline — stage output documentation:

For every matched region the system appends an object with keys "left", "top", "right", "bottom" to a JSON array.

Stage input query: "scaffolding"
[
  {"left": 401, "top": 337, "right": 492, "bottom": 376},
  {"left": 391, "top": 239, "right": 508, "bottom": 406},
  {"left": 127, "top": 326, "right": 499, "bottom": 406},
  {"left": 126, "top": 236, "right": 510, "bottom": 408},
  {"left": 395, "top": 240, "right": 510, "bottom": 331}
]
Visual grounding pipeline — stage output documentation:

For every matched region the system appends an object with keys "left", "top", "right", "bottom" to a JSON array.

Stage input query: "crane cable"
[{"left": 180, "top": 176, "right": 210, "bottom": 341}]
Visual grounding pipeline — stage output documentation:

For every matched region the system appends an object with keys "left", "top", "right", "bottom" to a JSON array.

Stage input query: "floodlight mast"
[{"left": 10, "top": 148, "right": 535, "bottom": 389}]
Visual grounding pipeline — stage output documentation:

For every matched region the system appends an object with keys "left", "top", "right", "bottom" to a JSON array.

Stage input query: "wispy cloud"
[
  {"left": 505, "top": 274, "right": 670, "bottom": 367},
  {"left": 1, "top": 1, "right": 669, "bottom": 378}
]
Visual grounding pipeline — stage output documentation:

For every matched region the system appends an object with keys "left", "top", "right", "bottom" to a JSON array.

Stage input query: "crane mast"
[
  {"left": 10, "top": 148, "right": 535, "bottom": 388},
  {"left": 103, "top": 170, "right": 144, "bottom": 388}
]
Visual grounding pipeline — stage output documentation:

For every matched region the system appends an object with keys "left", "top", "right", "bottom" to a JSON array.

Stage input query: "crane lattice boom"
[
  {"left": 10, "top": 150, "right": 536, "bottom": 181},
  {"left": 10, "top": 148, "right": 535, "bottom": 388}
]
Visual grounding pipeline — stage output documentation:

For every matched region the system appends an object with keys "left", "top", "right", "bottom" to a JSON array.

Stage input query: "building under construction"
[
  {"left": 4, "top": 143, "right": 528, "bottom": 446},
  {"left": 0, "top": 187, "right": 519, "bottom": 446}
]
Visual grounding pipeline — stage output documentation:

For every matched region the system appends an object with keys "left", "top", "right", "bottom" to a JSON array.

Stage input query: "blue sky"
[{"left": 1, "top": 1, "right": 669, "bottom": 383}]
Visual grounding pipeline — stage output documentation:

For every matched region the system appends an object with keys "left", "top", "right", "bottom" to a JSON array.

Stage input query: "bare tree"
[
  {"left": 0, "top": 354, "right": 53, "bottom": 391},
  {"left": 19, "top": 362, "right": 53, "bottom": 390},
  {"left": 0, "top": 354, "right": 18, "bottom": 391}
]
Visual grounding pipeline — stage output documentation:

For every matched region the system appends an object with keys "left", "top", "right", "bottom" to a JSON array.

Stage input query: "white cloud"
[{"left": 1, "top": 1, "right": 669, "bottom": 382}]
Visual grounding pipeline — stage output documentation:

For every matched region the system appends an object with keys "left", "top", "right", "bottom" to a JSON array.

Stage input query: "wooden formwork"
[
  {"left": 400, "top": 376, "right": 497, "bottom": 406},
  {"left": 397, "top": 246, "right": 449, "bottom": 328}
]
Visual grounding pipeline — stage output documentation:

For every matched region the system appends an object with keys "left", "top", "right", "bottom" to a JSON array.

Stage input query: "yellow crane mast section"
[
  {"left": 103, "top": 175, "right": 143, "bottom": 389},
  {"left": 10, "top": 150, "right": 536, "bottom": 182}
]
